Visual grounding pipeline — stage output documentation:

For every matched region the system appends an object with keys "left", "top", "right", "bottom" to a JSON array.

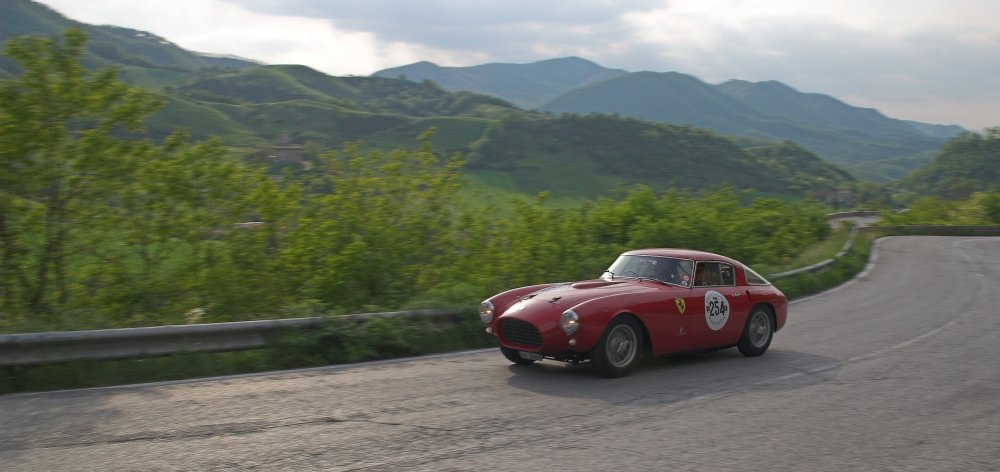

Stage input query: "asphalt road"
[{"left": 2, "top": 236, "right": 998, "bottom": 471}]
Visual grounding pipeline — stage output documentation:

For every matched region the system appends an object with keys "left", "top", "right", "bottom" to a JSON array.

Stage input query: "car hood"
[{"left": 504, "top": 279, "right": 665, "bottom": 314}]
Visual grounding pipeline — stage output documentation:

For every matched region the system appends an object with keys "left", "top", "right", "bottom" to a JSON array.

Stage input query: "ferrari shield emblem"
[{"left": 675, "top": 298, "right": 686, "bottom": 314}]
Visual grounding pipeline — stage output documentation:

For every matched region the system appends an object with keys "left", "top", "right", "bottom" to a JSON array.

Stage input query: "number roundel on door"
[{"left": 704, "top": 290, "right": 730, "bottom": 331}]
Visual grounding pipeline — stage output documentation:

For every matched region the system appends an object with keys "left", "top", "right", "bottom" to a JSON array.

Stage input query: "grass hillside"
[
  {"left": 465, "top": 114, "right": 854, "bottom": 198},
  {"left": 150, "top": 64, "right": 519, "bottom": 148},
  {"left": 175, "top": 65, "right": 516, "bottom": 115}
]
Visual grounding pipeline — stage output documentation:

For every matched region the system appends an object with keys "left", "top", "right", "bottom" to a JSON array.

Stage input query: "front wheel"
[
  {"left": 500, "top": 345, "right": 536, "bottom": 364},
  {"left": 592, "top": 317, "right": 643, "bottom": 378},
  {"left": 737, "top": 305, "right": 774, "bottom": 357}
]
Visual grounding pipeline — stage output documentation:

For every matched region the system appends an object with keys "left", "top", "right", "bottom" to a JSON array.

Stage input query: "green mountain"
[
  {"left": 899, "top": 130, "right": 1000, "bottom": 198},
  {"left": 542, "top": 72, "right": 955, "bottom": 181},
  {"left": 373, "top": 57, "right": 627, "bottom": 109},
  {"left": 543, "top": 71, "right": 771, "bottom": 131},
  {"left": 902, "top": 120, "right": 967, "bottom": 139},
  {"left": 715, "top": 80, "right": 962, "bottom": 139}
]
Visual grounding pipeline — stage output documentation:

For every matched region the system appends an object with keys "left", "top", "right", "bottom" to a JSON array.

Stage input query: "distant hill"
[
  {"left": 901, "top": 120, "right": 966, "bottom": 139},
  {"left": 899, "top": 130, "right": 1000, "bottom": 198},
  {"left": 542, "top": 71, "right": 769, "bottom": 132},
  {"left": 379, "top": 58, "right": 964, "bottom": 182},
  {"left": 162, "top": 66, "right": 855, "bottom": 198},
  {"left": 715, "top": 80, "right": 962, "bottom": 140},
  {"left": 373, "top": 57, "right": 627, "bottom": 109},
  {"left": 0, "top": 0, "right": 258, "bottom": 78},
  {"left": 542, "top": 72, "right": 957, "bottom": 181}
]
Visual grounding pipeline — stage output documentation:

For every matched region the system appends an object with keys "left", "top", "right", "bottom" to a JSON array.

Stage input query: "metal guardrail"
[
  {"left": 825, "top": 210, "right": 881, "bottom": 219},
  {"left": 0, "top": 309, "right": 466, "bottom": 367},
  {"left": 770, "top": 222, "right": 861, "bottom": 279}
]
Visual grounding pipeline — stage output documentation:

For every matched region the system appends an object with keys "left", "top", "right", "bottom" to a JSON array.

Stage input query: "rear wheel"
[
  {"left": 737, "top": 305, "right": 774, "bottom": 357},
  {"left": 592, "top": 317, "right": 643, "bottom": 378},
  {"left": 500, "top": 345, "right": 536, "bottom": 364}
]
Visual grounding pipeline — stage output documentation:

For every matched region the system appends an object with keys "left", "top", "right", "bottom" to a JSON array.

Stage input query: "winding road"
[{"left": 2, "top": 236, "right": 999, "bottom": 471}]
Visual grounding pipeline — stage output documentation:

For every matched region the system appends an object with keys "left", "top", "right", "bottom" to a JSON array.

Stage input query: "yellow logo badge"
[{"left": 675, "top": 298, "right": 686, "bottom": 314}]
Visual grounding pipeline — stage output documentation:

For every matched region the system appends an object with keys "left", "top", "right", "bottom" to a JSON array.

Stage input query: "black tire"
[
  {"left": 737, "top": 305, "right": 774, "bottom": 357},
  {"left": 500, "top": 345, "right": 536, "bottom": 364},
  {"left": 592, "top": 317, "right": 643, "bottom": 378}
]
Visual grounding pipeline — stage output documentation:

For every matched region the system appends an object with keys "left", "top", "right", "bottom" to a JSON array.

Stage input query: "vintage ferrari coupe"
[{"left": 479, "top": 249, "right": 787, "bottom": 377}]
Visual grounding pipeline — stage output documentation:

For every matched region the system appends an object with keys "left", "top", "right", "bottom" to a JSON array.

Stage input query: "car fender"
[{"left": 567, "top": 290, "right": 674, "bottom": 354}]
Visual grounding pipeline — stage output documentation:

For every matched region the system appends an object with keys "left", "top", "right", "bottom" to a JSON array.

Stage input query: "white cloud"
[
  {"left": 38, "top": 0, "right": 441, "bottom": 75},
  {"left": 615, "top": 0, "right": 1000, "bottom": 128}
]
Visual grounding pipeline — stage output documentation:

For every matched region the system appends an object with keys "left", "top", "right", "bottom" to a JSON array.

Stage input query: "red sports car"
[{"left": 479, "top": 249, "right": 787, "bottom": 377}]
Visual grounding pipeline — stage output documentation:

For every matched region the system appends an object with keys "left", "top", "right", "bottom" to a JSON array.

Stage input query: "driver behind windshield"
[{"left": 653, "top": 258, "right": 691, "bottom": 286}]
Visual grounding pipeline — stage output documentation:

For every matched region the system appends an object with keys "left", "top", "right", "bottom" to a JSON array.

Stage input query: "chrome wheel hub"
[
  {"left": 748, "top": 311, "right": 771, "bottom": 348},
  {"left": 607, "top": 325, "right": 638, "bottom": 367}
]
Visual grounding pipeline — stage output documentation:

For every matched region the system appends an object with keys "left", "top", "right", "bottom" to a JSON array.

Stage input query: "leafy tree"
[
  {"left": 0, "top": 30, "right": 280, "bottom": 326},
  {"left": 0, "top": 29, "right": 161, "bottom": 315},
  {"left": 74, "top": 135, "right": 284, "bottom": 322},
  {"left": 279, "top": 130, "right": 465, "bottom": 312}
]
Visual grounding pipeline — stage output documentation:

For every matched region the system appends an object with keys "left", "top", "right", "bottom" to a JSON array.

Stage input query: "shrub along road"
[{"left": 1, "top": 236, "right": 998, "bottom": 471}]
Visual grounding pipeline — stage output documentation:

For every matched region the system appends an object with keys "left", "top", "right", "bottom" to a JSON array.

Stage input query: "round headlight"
[
  {"left": 560, "top": 310, "right": 580, "bottom": 334},
  {"left": 479, "top": 300, "right": 494, "bottom": 323}
]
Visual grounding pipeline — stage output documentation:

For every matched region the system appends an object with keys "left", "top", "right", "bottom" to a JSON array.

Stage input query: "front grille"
[{"left": 500, "top": 318, "right": 543, "bottom": 348}]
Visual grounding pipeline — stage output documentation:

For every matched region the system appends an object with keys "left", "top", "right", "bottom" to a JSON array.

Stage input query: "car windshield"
[{"left": 602, "top": 255, "right": 694, "bottom": 287}]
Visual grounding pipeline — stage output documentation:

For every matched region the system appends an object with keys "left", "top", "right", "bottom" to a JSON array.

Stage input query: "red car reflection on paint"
[{"left": 479, "top": 249, "right": 787, "bottom": 378}]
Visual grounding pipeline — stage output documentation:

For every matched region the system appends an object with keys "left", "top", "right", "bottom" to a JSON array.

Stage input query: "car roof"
[{"left": 622, "top": 248, "right": 741, "bottom": 265}]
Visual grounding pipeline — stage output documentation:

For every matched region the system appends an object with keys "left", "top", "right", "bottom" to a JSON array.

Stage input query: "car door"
[
  {"left": 716, "top": 262, "right": 750, "bottom": 341},
  {"left": 685, "top": 261, "right": 749, "bottom": 347}
]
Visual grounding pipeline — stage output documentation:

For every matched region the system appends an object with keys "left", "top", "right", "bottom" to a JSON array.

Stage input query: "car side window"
[
  {"left": 744, "top": 265, "right": 771, "bottom": 285},
  {"left": 694, "top": 262, "right": 736, "bottom": 287}
]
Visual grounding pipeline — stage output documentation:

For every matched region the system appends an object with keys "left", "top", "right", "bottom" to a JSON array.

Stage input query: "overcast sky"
[{"left": 37, "top": 0, "right": 1000, "bottom": 130}]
